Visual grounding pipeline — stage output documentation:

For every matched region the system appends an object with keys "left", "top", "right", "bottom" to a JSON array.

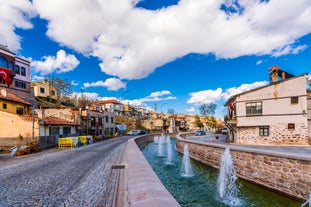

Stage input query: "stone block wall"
[
  {"left": 236, "top": 122, "right": 309, "bottom": 145},
  {"left": 176, "top": 137, "right": 311, "bottom": 201}
]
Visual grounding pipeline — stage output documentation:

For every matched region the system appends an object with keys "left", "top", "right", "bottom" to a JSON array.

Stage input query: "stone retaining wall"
[
  {"left": 124, "top": 135, "right": 180, "bottom": 207},
  {"left": 176, "top": 135, "right": 311, "bottom": 201}
]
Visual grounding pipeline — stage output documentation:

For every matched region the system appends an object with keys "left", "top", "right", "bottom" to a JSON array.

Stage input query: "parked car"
[
  {"left": 195, "top": 130, "right": 206, "bottom": 136},
  {"left": 221, "top": 127, "right": 228, "bottom": 134},
  {"left": 127, "top": 130, "right": 140, "bottom": 136},
  {"left": 138, "top": 130, "right": 148, "bottom": 135},
  {"left": 127, "top": 130, "right": 148, "bottom": 136}
]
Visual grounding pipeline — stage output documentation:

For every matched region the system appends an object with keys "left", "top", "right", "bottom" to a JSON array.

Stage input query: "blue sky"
[{"left": 1, "top": 0, "right": 311, "bottom": 117}]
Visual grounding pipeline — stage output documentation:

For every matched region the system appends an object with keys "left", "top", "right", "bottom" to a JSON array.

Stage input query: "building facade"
[
  {"left": 0, "top": 45, "right": 35, "bottom": 115},
  {"left": 225, "top": 73, "right": 309, "bottom": 145},
  {"left": 31, "top": 80, "right": 58, "bottom": 100}
]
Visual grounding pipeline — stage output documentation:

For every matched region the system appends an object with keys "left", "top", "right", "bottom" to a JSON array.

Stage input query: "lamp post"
[
  {"left": 161, "top": 102, "right": 167, "bottom": 113},
  {"left": 86, "top": 106, "right": 89, "bottom": 135}
]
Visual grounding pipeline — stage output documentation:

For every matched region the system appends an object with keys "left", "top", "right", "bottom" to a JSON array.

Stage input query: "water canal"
[{"left": 141, "top": 138, "right": 301, "bottom": 207}]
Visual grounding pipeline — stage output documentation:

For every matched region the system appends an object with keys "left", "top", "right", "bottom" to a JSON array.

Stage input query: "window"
[
  {"left": 288, "top": 123, "right": 295, "bottom": 130},
  {"left": 15, "top": 65, "right": 20, "bottom": 74},
  {"left": 99, "top": 118, "right": 103, "bottom": 126},
  {"left": 15, "top": 81, "right": 26, "bottom": 89},
  {"left": 259, "top": 126, "right": 269, "bottom": 136},
  {"left": 111, "top": 117, "right": 114, "bottom": 123},
  {"left": 291, "top": 97, "right": 298, "bottom": 104},
  {"left": 40, "top": 87, "right": 45, "bottom": 93},
  {"left": 246, "top": 102, "right": 262, "bottom": 115},
  {"left": 21, "top": 67, "right": 26, "bottom": 76},
  {"left": 8, "top": 62, "right": 13, "bottom": 70},
  {"left": 91, "top": 117, "right": 95, "bottom": 126},
  {"left": 105, "top": 116, "right": 108, "bottom": 123},
  {"left": 49, "top": 126, "right": 60, "bottom": 135},
  {"left": 63, "top": 127, "right": 71, "bottom": 135},
  {"left": 0, "top": 56, "right": 7, "bottom": 68},
  {"left": 16, "top": 107, "right": 24, "bottom": 115},
  {"left": 51, "top": 90, "right": 55, "bottom": 96},
  {"left": 2, "top": 103, "right": 7, "bottom": 109}
]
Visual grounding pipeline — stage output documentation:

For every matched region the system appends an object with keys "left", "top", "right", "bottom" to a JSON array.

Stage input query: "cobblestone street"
[{"left": 0, "top": 137, "right": 130, "bottom": 207}]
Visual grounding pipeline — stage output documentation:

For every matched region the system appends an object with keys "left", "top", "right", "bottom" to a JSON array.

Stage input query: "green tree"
[{"left": 195, "top": 115, "right": 204, "bottom": 129}]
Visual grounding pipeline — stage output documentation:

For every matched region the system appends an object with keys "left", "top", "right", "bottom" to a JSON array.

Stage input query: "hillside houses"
[{"left": 1, "top": 44, "right": 309, "bottom": 150}]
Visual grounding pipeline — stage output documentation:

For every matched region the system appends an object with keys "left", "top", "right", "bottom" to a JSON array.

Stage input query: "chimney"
[{"left": 269, "top": 66, "right": 280, "bottom": 83}]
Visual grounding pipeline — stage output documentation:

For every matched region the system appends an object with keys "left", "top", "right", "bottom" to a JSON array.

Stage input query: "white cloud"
[
  {"left": 256, "top": 60, "right": 262, "bottom": 65},
  {"left": 119, "top": 90, "right": 176, "bottom": 108},
  {"left": 0, "top": 0, "right": 35, "bottom": 52},
  {"left": 187, "top": 88, "right": 223, "bottom": 105},
  {"left": 71, "top": 80, "right": 78, "bottom": 86},
  {"left": 31, "top": 50, "right": 80, "bottom": 75},
  {"left": 83, "top": 78, "right": 126, "bottom": 91},
  {"left": 187, "top": 81, "right": 268, "bottom": 105},
  {"left": 70, "top": 92, "right": 100, "bottom": 101},
  {"left": 31, "top": 75, "right": 45, "bottom": 82},
  {"left": 149, "top": 90, "right": 171, "bottom": 98},
  {"left": 29, "top": 0, "right": 311, "bottom": 80},
  {"left": 186, "top": 107, "right": 195, "bottom": 113},
  {"left": 272, "top": 44, "right": 308, "bottom": 57},
  {"left": 221, "top": 81, "right": 269, "bottom": 100}
]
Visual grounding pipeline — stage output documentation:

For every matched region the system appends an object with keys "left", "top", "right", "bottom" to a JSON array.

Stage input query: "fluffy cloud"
[
  {"left": 30, "top": 0, "right": 311, "bottom": 80},
  {"left": 83, "top": 78, "right": 127, "bottom": 91},
  {"left": 31, "top": 50, "right": 80, "bottom": 75},
  {"left": 120, "top": 90, "right": 176, "bottom": 107},
  {"left": 150, "top": 90, "right": 171, "bottom": 98},
  {"left": 70, "top": 92, "right": 100, "bottom": 101},
  {"left": 0, "top": 0, "right": 34, "bottom": 52},
  {"left": 187, "top": 88, "right": 223, "bottom": 105},
  {"left": 222, "top": 81, "right": 269, "bottom": 100},
  {"left": 188, "top": 81, "right": 268, "bottom": 105},
  {"left": 186, "top": 107, "right": 195, "bottom": 113}
]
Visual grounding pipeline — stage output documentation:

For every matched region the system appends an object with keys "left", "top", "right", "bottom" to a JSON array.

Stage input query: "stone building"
[{"left": 225, "top": 69, "right": 310, "bottom": 145}]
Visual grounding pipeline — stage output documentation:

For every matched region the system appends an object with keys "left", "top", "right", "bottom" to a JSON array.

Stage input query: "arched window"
[{"left": 0, "top": 56, "right": 8, "bottom": 68}]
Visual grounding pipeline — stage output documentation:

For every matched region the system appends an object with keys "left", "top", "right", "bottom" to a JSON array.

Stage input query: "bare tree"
[{"left": 199, "top": 103, "right": 217, "bottom": 116}]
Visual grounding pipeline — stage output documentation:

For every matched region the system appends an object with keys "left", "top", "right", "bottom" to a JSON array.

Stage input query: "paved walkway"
[
  {"left": 0, "top": 137, "right": 130, "bottom": 207},
  {"left": 186, "top": 133, "right": 311, "bottom": 159}
]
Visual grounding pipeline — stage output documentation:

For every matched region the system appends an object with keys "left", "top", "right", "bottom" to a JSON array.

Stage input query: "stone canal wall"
[
  {"left": 176, "top": 135, "right": 311, "bottom": 201},
  {"left": 124, "top": 134, "right": 180, "bottom": 207}
]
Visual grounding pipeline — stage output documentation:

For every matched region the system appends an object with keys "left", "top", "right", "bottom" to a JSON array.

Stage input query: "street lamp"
[{"left": 161, "top": 102, "right": 167, "bottom": 113}]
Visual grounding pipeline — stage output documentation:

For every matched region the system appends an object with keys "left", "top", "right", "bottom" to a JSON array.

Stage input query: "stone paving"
[
  {"left": 0, "top": 137, "right": 130, "bottom": 207},
  {"left": 187, "top": 133, "right": 311, "bottom": 158}
]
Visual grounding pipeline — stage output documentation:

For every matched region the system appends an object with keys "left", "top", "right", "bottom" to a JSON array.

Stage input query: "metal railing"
[{"left": 301, "top": 193, "right": 311, "bottom": 207}]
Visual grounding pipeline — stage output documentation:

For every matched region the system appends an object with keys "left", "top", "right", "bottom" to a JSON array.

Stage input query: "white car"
[
  {"left": 127, "top": 130, "right": 140, "bottom": 136},
  {"left": 221, "top": 127, "right": 228, "bottom": 134}
]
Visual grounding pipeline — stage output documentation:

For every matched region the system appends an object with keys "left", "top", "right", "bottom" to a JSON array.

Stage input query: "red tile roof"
[
  {"left": 94, "top": 99, "right": 122, "bottom": 105},
  {"left": 0, "top": 92, "right": 31, "bottom": 105},
  {"left": 43, "top": 117, "right": 79, "bottom": 125}
]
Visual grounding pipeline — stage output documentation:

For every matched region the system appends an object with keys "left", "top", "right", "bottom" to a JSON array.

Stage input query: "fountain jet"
[
  {"left": 165, "top": 137, "right": 173, "bottom": 165},
  {"left": 181, "top": 144, "right": 193, "bottom": 177},
  {"left": 217, "top": 147, "right": 242, "bottom": 206}
]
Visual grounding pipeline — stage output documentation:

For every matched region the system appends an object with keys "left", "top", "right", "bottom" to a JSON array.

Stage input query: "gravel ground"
[{"left": 0, "top": 137, "right": 130, "bottom": 207}]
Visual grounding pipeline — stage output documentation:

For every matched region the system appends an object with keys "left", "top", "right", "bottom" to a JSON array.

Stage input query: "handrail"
[{"left": 301, "top": 193, "right": 311, "bottom": 207}]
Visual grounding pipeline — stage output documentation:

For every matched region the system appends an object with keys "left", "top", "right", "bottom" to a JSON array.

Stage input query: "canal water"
[{"left": 141, "top": 138, "right": 301, "bottom": 207}]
